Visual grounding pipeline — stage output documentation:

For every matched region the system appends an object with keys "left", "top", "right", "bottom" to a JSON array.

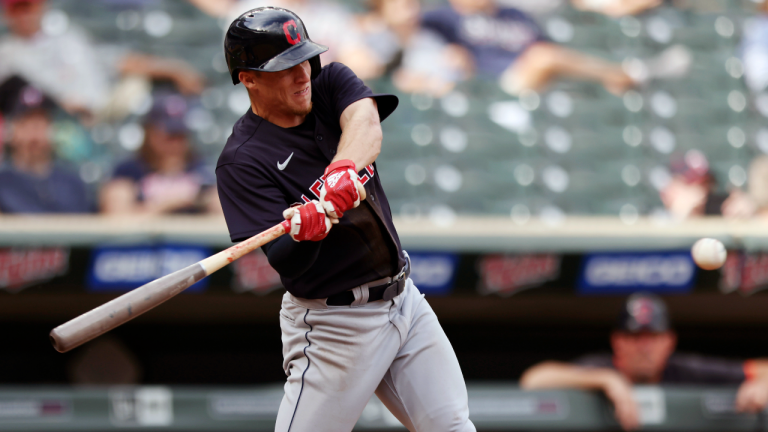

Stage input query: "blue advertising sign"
[
  {"left": 578, "top": 251, "right": 696, "bottom": 295},
  {"left": 408, "top": 252, "right": 459, "bottom": 296},
  {"left": 87, "top": 245, "right": 211, "bottom": 292}
]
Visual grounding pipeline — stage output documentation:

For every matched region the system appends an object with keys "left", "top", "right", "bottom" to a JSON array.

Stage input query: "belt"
[{"left": 326, "top": 254, "right": 411, "bottom": 306}]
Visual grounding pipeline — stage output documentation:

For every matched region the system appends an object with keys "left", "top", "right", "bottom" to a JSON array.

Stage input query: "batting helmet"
[{"left": 224, "top": 7, "right": 328, "bottom": 85}]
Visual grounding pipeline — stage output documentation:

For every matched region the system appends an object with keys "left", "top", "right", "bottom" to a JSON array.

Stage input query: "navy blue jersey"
[
  {"left": 216, "top": 62, "right": 403, "bottom": 299},
  {"left": 575, "top": 352, "right": 746, "bottom": 384},
  {"left": 0, "top": 163, "right": 90, "bottom": 214}
]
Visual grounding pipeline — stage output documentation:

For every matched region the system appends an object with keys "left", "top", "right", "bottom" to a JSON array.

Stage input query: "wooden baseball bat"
[{"left": 49, "top": 221, "right": 290, "bottom": 353}]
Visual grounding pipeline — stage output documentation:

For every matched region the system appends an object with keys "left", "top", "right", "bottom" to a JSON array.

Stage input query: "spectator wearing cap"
[
  {"left": 0, "top": 86, "right": 90, "bottom": 213},
  {"left": 0, "top": 0, "right": 204, "bottom": 122},
  {"left": 100, "top": 94, "right": 220, "bottom": 215},
  {"left": 660, "top": 150, "right": 727, "bottom": 219},
  {"left": 521, "top": 293, "right": 768, "bottom": 431},
  {"left": 421, "top": 0, "right": 635, "bottom": 95}
]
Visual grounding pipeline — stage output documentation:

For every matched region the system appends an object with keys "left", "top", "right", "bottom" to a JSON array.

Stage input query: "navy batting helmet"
[{"left": 224, "top": 7, "right": 328, "bottom": 85}]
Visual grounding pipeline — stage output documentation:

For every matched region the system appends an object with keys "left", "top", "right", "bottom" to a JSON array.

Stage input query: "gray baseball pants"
[{"left": 274, "top": 278, "right": 476, "bottom": 432}]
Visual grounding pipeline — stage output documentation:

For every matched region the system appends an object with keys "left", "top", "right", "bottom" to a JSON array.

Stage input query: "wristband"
[{"left": 324, "top": 159, "right": 356, "bottom": 177}]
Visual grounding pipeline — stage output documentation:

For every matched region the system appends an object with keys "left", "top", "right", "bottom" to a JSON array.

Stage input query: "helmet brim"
[{"left": 260, "top": 41, "right": 328, "bottom": 73}]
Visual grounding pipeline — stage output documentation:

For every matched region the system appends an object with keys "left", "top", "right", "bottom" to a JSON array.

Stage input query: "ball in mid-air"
[{"left": 691, "top": 238, "right": 726, "bottom": 270}]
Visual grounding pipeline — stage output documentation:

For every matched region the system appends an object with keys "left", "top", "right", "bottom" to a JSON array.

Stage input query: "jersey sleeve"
[
  {"left": 216, "top": 163, "right": 289, "bottom": 242},
  {"left": 573, "top": 353, "right": 615, "bottom": 369},
  {"left": 314, "top": 62, "right": 398, "bottom": 123},
  {"left": 664, "top": 354, "right": 747, "bottom": 384}
]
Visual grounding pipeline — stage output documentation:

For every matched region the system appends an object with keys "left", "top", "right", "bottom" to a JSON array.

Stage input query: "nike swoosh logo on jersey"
[{"left": 277, "top": 152, "right": 294, "bottom": 171}]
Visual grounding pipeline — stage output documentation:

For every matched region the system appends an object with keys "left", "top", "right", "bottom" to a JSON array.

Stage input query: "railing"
[
  {"left": 0, "top": 384, "right": 763, "bottom": 431},
  {"left": 1, "top": 215, "right": 768, "bottom": 251}
]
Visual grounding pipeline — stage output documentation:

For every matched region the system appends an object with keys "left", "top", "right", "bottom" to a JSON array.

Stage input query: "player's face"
[
  {"left": 611, "top": 331, "right": 676, "bottom": 383},
  {"left": 10, "top": 112, "right": 52, "bottom": 162},
  {"left": 3, "top": 0, "right": 44, "bottom": 38},
  {"left": 243, "top": 61, "right": 313, "bottom": 122},
  {"left": 145, "top": 126, "right": 189, "bottom": 161}
]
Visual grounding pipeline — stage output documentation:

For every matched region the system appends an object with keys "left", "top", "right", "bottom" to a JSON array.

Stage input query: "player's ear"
[{"left": 239, "top": 70, "right": 259, "bottom": 89}]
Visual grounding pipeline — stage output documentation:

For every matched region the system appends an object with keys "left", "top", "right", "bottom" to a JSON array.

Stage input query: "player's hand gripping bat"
[{"left": 49, "top": 220, "right": 291, "bottom": 353}]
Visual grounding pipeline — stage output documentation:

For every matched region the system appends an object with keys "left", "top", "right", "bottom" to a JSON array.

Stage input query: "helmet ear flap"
[{"left": 309, "top": 55, "right": 322, "bottom": 79}]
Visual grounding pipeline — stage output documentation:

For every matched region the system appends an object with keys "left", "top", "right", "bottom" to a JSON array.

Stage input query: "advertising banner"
[
  {"left": 87, "top": 245, "right": 211, "bottom": 292},
  {"left": 578, "top": 252, "right": 696, "bottom": 295}
]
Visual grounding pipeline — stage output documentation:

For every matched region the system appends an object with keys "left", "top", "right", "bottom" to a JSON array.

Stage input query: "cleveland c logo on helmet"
[{"left": 283, "top": 20, "right": 301, "bottom": 45}]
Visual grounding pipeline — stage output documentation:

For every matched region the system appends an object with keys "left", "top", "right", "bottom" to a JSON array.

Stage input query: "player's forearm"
[
  {"left": 745, "top": 359, "right": 768, "bottom": 380},
  {"left": 335, "top": 98, "right": 382, "bottom": 172},
  {"left": 520, "top": 361, "right": 618, "bottom": 391},
  {"left": 541, "top": 44, "right": 623, "bottom": 82}
]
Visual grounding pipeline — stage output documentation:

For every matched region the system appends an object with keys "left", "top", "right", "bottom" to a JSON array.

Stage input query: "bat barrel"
[
  {"left": 49, "top": 263, "right": 207, "bottom": 353},
  {"left": 49, "top": 222, "right": 288, "bottom": 353}
]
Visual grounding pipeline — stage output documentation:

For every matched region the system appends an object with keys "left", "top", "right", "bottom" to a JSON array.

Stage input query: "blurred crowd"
[{"left": 1, "top": 0, "right": 768, "bottom": 219}]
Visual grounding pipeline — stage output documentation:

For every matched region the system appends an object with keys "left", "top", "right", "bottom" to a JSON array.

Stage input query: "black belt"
[{"left": 326, "top": 257, "right": 411, "bottom": 306}]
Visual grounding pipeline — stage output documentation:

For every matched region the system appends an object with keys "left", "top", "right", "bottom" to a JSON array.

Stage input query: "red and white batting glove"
[
  {"left": 281, "top": 201, "right": 333, "bottom": 242},
  {"left": 319, "top": 159, "right": 367, "bottom": 219}
]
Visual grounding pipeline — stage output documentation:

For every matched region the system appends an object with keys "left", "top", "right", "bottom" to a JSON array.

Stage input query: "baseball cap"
[
  {"left": 669, "top": 149, "right": 711, "bottom": 184},
  {"left": 616, "top": 292, "right": 670, "bottom": 333},
  {"left": 8, "top": 85, "right": 55, "bottom": 119},
  {"left": 144, "top": 94, "right": 189, "bottom": 135}
]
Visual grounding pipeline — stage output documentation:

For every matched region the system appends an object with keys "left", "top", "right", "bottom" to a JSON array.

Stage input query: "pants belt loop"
[{"left": 351, "top": 284, "right": 369, "bottom": 306}]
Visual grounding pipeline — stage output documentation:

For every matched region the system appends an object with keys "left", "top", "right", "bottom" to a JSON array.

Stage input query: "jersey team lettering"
[{"left": 301, "top": 164, "right": 375, "bottom": 204}]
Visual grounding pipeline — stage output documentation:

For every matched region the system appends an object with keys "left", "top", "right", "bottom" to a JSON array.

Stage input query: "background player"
[
  {"left": 521, "top": 292, "right": 768, "bottom": 430},
  {"left": 215, "top": 7, "right": 476, "bottom": 432}
]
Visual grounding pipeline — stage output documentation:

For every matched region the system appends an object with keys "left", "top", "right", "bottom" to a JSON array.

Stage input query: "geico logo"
[
  {"left": 94, "top": 250, "right": 206, "bottom": 282},
  {"left": 585, "top": 256, "right": 694, "bottom": 286},
  {"left": 410, "top": 257, "right": 454, "bottom": 287}
]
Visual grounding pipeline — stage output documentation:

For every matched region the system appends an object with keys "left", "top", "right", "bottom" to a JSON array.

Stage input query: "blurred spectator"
[
  {"left": 660, "top": 150, "right": 726, "bottom": 219},
  {"left": 0, "top": 86, "right": 90, "bottom": 213},
  {"left": 356, "top": 0, "right": 467, "bottom": 96},
  {"left": 188, "top": 0, "right": 381, "bottom": 80},
  {"left": 0, "top": 0, "right": 204, "bottom": 123},
  {"left": 570, "top": 0, "right": 662, "bottom": 17},
  {"left": 100, "top": 94, "right": 220, "bottom": 215},
  {"left": 721, "top": 155, "right": 768, "bottom": 219},
  {"left": 421, "top": 0, "right": 635, "bottom": 95},
  {"left": 521, "top": 293, "right": 768, "bottom": 431}
]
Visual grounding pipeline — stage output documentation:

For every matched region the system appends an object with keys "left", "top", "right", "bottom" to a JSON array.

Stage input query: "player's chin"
[{"left": 290, "top": 100, "right": 313, "bottom": 117}]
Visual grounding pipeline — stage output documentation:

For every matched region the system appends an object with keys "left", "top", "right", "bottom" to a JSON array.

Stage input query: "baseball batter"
[{"left": 215, "top": 7, "right": 475, "bottom": 432}]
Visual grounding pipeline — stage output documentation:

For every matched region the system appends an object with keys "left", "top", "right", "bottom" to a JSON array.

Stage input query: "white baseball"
[{"left": 691, "top": 238, "right": 727, "bottom": 270}]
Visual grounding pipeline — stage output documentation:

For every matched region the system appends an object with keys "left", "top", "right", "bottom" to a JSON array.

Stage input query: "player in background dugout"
[{"left": 521, "top": 292, "right": 768, "bottom": 431}]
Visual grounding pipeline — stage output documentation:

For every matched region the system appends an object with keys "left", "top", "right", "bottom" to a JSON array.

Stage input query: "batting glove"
[
  {"left": 319, "top": 159, "right": 367, "bottom": 219},
  {"left": 282, "top": 201, "right": 333, "bottom": 242}
]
